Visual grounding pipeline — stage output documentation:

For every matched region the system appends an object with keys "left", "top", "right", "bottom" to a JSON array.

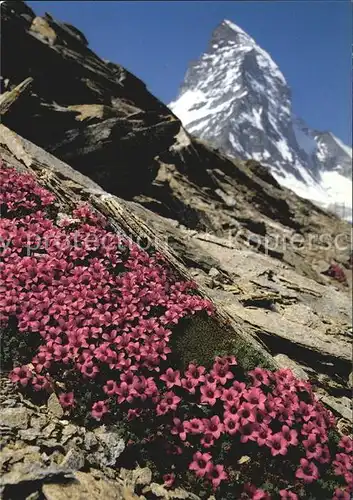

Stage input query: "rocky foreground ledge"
[{"left": 0, "top": 375, "right": 204, "bottom": 500}]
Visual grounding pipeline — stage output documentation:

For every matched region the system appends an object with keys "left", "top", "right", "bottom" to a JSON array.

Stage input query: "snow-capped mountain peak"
[{"left": 169, "top": 19, "right": 352, "bottom": 220}]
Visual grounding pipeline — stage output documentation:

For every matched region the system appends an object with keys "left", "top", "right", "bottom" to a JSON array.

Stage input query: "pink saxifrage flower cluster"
[
  {"left": 0, "top": 162, "right": 212, "bottom": 383},
  {"left": 1, "top": 162, "right": 352, "bottom": 499}
]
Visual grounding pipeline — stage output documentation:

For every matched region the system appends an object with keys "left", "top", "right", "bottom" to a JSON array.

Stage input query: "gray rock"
[
  {"left": 208, "top": 267, "right": 220, "bottom": 278},
  {"left": 320, "top": 395, "right": 352, "bottom": 421},
  {"left": 84, "top": 431, "right": 98, "bottom": 450},
  {"left": 60, "top": 423, "right": 79, "bottom": 444},
  {"left": 42, "top": 471, "right": 123, "bottom": 500},
  {"left": 60, "top": 449, "right": 85, "bottom": 471},
  {"left": 90, "top": 427, "right": 125, "bottom": 467},
  {"left": 25, "top": 492, "right": 40, "bottom": 500},
  {"left": 348, "top": 372, "right": 353, "bottom": 389},
  {"left": 18, "top": 429, "right": 40, "bottom": 442},
  {"left": 42, "top": 422, "right": 58, "bottom": 438},
  {"left": 146, "top": 482, "right": 201, "bottom": 499},
  {"left": 0, "top": 462, "right": 73, "bottom": 486},
  {"left": 47, "top": 393, "right": 64, "bottom": 419},
  {"left": 0, "top": 407, "right": 29, "bottom": 429}
]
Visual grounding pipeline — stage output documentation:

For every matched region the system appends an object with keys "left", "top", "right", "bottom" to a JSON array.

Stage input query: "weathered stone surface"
[
  {"left": 0, "top": 462, "right": 73, "bottom": 486},
  {"left": 60, "top": 449, "right": 85, "bottom": 471},
  {"left": 0, "top": 446, "right": 40, "bottom": 469},
  {"left": 42, "top": 472, "right": 124, "bottom": 500},
  {"left": 47, "top": 393, "right": 64, "bottom": 419},
  {"left": 0, "top": 407, "right": 29, "bottom": 429},
  {"left": 145, "top": 483, "right": 201, "bottom": 499},
  {"left": 319, "top": 396, "right": 352, "bottom": 422},
  {"left": 0, "top": 375, "right": 199, "bottom": 499},
  {"left": 91, "top": 427, "right": 125, "bottom": 467}
]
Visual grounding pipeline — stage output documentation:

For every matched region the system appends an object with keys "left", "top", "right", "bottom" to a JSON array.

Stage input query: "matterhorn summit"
[{"left": 169, "top": 20, "right": 352, "bottom": 220}]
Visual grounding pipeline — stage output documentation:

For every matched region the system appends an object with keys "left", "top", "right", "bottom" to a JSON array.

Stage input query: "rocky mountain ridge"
[
  {"left": 170, "top": 20, "right": 352, "bottom": 220},
  {"left": 0, "top": 2, "right": 352, "bottom": 497}
]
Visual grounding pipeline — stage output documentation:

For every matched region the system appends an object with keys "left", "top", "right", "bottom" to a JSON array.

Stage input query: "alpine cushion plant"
[
  {"left": 0, "top": 161, "right": 352, "bottom": 500},
  {"left": 325, "top": 263, "right": 347, "bottom": 285}
]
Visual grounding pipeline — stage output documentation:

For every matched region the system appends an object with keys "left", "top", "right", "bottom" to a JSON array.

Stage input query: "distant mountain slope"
[{"left": 170, "top": 20, "right": 352, "bottom": 220}]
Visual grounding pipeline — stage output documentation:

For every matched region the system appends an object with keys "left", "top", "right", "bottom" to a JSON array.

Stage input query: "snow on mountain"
[{"left": 169, "top": 19, "right": 352, "bottom": 220}]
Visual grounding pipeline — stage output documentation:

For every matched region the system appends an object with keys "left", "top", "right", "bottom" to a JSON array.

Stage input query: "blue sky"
[{"left": 28, "top": 1, "right": 352, "bottom": 145}]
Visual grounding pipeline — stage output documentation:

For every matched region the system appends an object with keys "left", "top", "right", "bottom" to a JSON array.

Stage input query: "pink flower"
[
  {"left": 32, "top": 375, "right": 50, "bottom": 392},
  {"left": 344, "top": 471, "right": 353, "bottom": 487},
  {"left": 127, "top": 408, "right": 142, "bottom": 421},
  {"left": 184, "top": 418, "right": 205, "bottom": 435},
  {"left": 171, "top": 418, "right": 187, "bottom": 441},
  {"left": 201, "top": 433, "right": 215, "bottom": 448},
  {"left": 248, "top": 367, "right": 271, "bottom": 387},
  {"left": 91, "top": 400, "right": 109, "bottom": 421},
  {"left": 295, "top": 458, "right": 319, "bottom": 483},
  {"left": 120, "top": 371, "right": 136, "bottom": 385},
  {"left": 160, "top": 368, "right": 181, "bottom": 389},
  {"left": 223, "top": 415, "right": 239, "bottom": 435},
  {"left": 244, "top": 484, "right": 270, "bottom": 500},
  {"left": 333, "top": 453, "right": 353, "bottom": 476},
  {"left": 210, "top": 361, "right": 234, "bottom": 385},
  {"left": 163, "top": 473, "right": 175, "bottom": 488},
  {"left": 277, "top": 406, "right": 294, "bottom": 426},
  {"left": 254, "top": 409, "right": 271, "bottom": 427},
  {"left": 339, "top": 436, "right": 353, "bottom": 454},
  {"left": 200, "top": 383, "right": 222, "bottom": 406},
  {"left": 103, "top": 380, "right": 118, "bottom": 396},
  {"left": 203, "top": 416, "right": 224, "bottom": 439},
  {"left": 180, "top": 377, "right": 198, "bottom": 394},
  {"left": 116, "top": 382, "right": 136, "bottom": 404},
  {"left": 221, "top": 388, "right": 240, "bottom": 407},
  {"left": 59, "top": 392, "right": 75, "bottom": 408},
  {"left": 238, "top": 402, "right": 256, "bottom": 425},
  {"left": 189, "top": 451, "right": 212, "bottom": 478},
  {"left": 239, "top": 423, "right": 259, "bottom": 444},
  {"left": 223, "top": 355, "right": 237, "bottom": 366},
  {"left": 256, "top": 424, "right": 272, "bottom": 446},
  {"left": 266, "top": 432, "right": 288, "bottom": 456},
  {"left": 244, "top": 387, "right": 266, "bottom": 409},
  {"left": 332, "top": 489, "right": 350, "bottom": 500},
  {"left": 317, "top": 445, "right": 331, "bottom": 464},
  {"left": 298, "top": 401, "right": 315, "bottom": 422},
  {"left": 81, "top": 361, "right": 99, "bottom": 379},
  {"left": 32, "top": 352, "right": 52, "bottom": 372},
  {"left": 279, "top": 490, "right": 298, "bottom": 499},
  {"left": 162, "top": 391, "right": 181, "bottom": 412},
  {"left": 252, "top": 489, "right": 271, "bottom": 500},
  {"left": 156, "top": 400, "right": 169, "bottom": 416},
  {"left": 131, "top": 377, "right": 149, "bottom": 401},
  {"left": 225, "top": 402, "right": 241, "bottom": 418},
  {"left": 10, "top": 366, "right": 32, "bottom": 387},
  {"left": 303, "top": 434, "right": 323, "bottom": 460},
  {"left": 281, "top": 425, "right": 298, "bottom": 446},
  {"left": 206, "top": 463, "right": 228, "bottom": 490},
  {"left": 184, "top": 363, "right": 206, "bottom": 385}
]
